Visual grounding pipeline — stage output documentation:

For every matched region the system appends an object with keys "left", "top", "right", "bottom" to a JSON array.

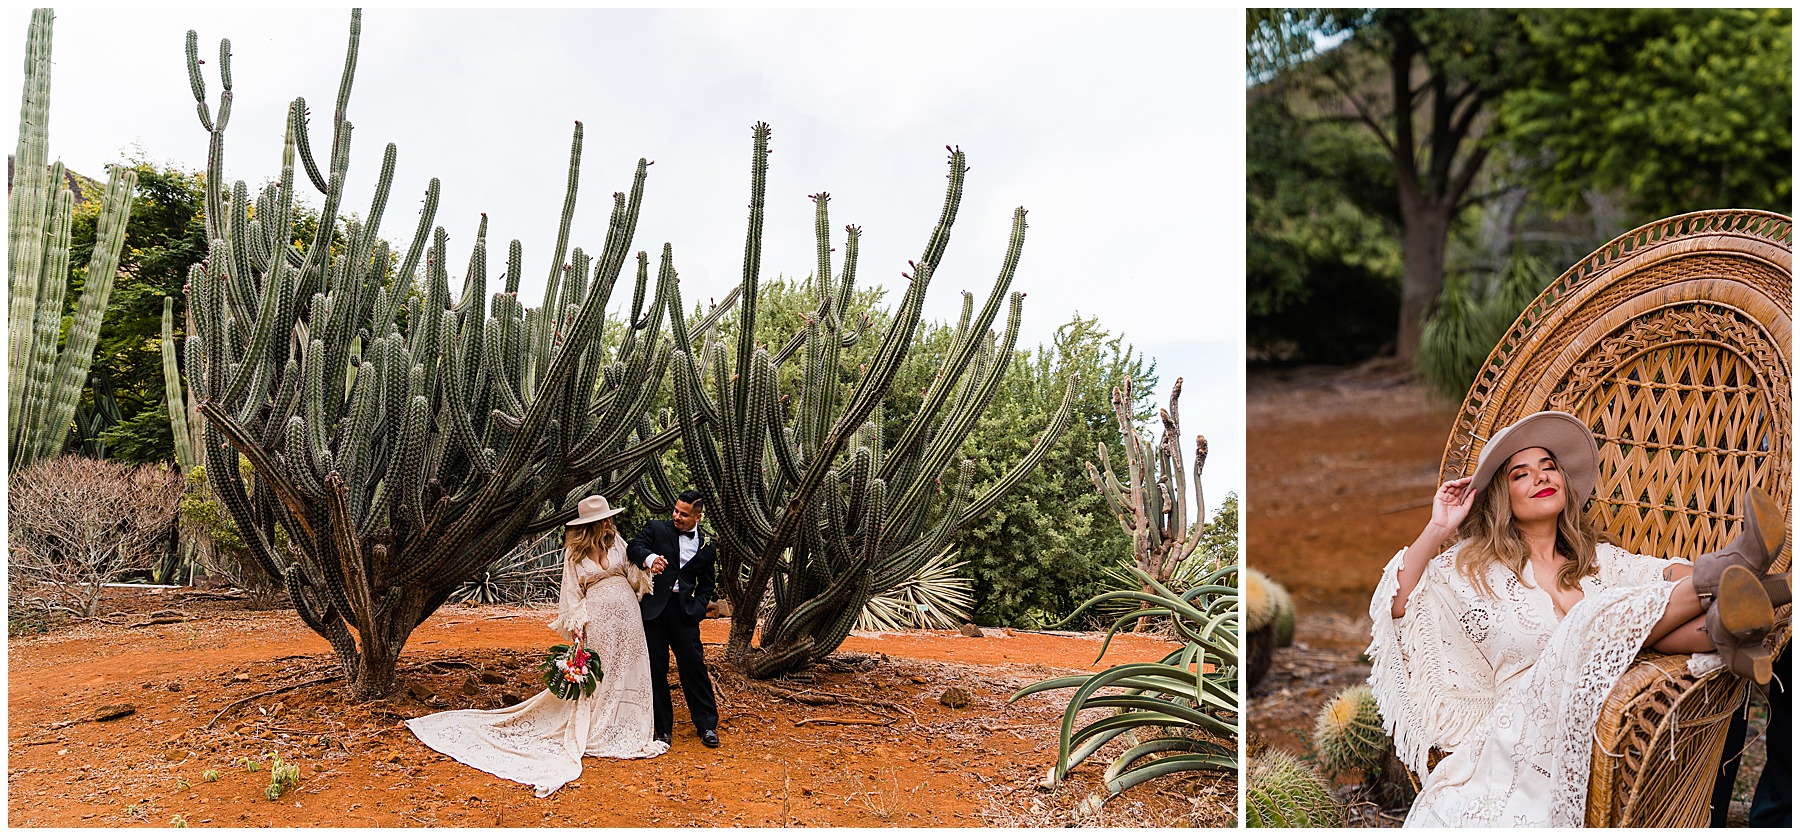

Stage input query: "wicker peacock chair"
[{"left": 1438, "top": 209, "right": 1792, "bottom": 827}]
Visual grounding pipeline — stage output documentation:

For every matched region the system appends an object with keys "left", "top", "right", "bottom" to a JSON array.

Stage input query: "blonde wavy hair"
[
  {"left": 564, "top": 519, "right": 619, "bottom": 595},
  {"left": 1454, "top": 450, "right": 1603, "bottom": 598}
]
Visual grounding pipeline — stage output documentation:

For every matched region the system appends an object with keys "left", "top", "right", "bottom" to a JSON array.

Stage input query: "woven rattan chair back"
[{"left": 1438, "top": 209, "right": 1792, "bottom": 827}]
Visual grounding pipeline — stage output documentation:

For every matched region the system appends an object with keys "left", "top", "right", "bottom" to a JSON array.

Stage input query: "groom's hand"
[{"left": 650, "top": 555, "right": 669, "bottom": 573}]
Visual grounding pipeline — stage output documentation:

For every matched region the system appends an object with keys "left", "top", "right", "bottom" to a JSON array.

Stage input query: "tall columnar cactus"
[
  {"left": 161, "top": 297, "right": 196, "bottom": 472},
  {"left": 8, "top": 8, "right": 139, "bottom": 470},
  {"left": 184, "top": 12, "right": 678, "bottom": 699},
  {"left": 670, "top": 124, "right": 1077, "bottom": 678},
  {"left": 1087, "top": 376, "right": 1209, "bottom": 600}
]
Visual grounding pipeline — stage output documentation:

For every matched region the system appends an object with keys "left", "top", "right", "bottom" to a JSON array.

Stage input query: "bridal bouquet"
[{"left": 540, "top": 637, "right": 604, "bottom": 700}]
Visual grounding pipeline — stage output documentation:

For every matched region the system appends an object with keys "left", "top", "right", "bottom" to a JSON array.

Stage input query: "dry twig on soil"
[{"left": 205, "top": 675, "right": 343, "bottom": 729}]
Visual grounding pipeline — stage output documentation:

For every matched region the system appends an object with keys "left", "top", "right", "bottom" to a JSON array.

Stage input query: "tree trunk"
[
  {"left": 1395, "top": 200, "right": 1452, "bottom": 367},
  {"left": 348, "top": 641, "right": 402, "bottom": 701},
  {"left": 725, "top": 607, "right": 757, "bottom": 669}
]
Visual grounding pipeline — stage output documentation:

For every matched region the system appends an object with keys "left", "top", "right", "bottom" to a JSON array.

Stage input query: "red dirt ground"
[{"left": 7, "top": 591, "right": 1234, "bottom": 828}]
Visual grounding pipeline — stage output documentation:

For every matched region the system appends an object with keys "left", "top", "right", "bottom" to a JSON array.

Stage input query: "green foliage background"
[{"left": 1248, "top": 7, "right": 1792, "bottom": 377}]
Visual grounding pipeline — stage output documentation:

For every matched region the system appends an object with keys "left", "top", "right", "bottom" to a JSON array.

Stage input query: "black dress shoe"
[
  {"left": 654, "top": 732, "right": 671, "bottom": 745},
  {"left": 700, "top": 729, "right": 720, "bottom": 748}
]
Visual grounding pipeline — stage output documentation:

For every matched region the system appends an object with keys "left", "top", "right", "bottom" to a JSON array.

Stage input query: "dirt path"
[{"left": 7, "top": 590, "right": 1233, "bottom": 828}]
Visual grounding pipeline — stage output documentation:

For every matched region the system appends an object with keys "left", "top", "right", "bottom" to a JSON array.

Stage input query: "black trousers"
[
  {"left": 644, "top": 604, "right": 718, "bottom": 736},
  {"left": 1711, "top": 647, "right": 1790, "bottom": 827}
]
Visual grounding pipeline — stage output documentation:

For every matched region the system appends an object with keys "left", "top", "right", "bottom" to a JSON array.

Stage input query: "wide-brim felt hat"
[
  {"left": 1468, "top": 410, "right": 1600, "bottom": 503},
  {"left": 566, "top": 495, "right": 624, "bottom": 527}
]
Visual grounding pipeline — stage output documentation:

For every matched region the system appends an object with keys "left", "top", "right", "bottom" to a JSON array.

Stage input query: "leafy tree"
[
  {"left": 1248, "top": 9, "right": 1534, "bottom": 368},
  {"left": 1247, "top": 87, "right": 1401, "bottom": 364},
  {"left": 1501, "top": 8, "right": 1792, "bottom": 218},
  {"left": 65, "top": 161, "right": 208, "bottom": 465},
  {"left": 954, "top": 315, "right": 1156, "bottom": 626},
  {"left": 1249, "top": 8, "right": 1791, "bottom": 372}
]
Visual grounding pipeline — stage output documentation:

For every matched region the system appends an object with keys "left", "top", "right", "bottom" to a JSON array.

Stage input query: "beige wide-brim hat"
[
  {"left": 566, "top": 495, "right": 624, "bottom": 527},
  {"left": 1468, "top": 410, "right": 1600, "bottom": 502}
]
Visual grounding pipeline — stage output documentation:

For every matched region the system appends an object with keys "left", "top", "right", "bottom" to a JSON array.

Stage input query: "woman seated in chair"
[{"left": 1368, "top": 410, "right": 1788, "bottom": 827}]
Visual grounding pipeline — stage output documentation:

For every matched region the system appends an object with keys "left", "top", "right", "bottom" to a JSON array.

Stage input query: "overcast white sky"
[{"left": 7, "top": 4, "right": 1248, "bottom": 512}]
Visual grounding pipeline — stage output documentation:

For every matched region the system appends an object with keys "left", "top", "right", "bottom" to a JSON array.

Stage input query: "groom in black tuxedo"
[{"left": 627, "top": 489, "right": 721, "bottom": 748}]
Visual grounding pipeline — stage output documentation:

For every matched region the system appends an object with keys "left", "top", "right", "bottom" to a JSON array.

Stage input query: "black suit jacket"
[{"left": 626, "top": 519, "right": 717, "bottom": 623}]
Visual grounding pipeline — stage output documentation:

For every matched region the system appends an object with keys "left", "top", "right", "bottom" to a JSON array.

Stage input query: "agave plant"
[
  {"left": 452, "top": 530, "right": 564, "bottom": 606},
  {"left": 1089, "top": 547, "right": 1220, "bottom": 629},
  {"left": 1010, "top": 565, "right": 1238, "bottom": 813},
  {"left": 854, "top": 547, "right": 973, "bottom": 631}
]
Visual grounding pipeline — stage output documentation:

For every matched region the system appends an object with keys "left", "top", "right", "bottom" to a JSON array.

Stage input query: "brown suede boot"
[
  {"left": 1765, "top": 572, "right": 1792, "bottom": 610},
  {"left": 1703, "top": 564, "right": 1777, "bottom": 684},
  {"left": 1692, "top": 488, "right": 1786, "bottom": 606}
]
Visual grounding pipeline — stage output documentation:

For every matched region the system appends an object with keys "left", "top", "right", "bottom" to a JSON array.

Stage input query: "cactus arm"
[
  {"left": 731, "top": 123, "right": 772, "bottom": 426},
  {"left": 9, "top": 9, "right": 55, "bottom": 438},
  {"left": 32, "top": 167, "right": 138, "bottom": 465},
  {"left": 162, "top": 297, "right": 197, "bottom": 471}
]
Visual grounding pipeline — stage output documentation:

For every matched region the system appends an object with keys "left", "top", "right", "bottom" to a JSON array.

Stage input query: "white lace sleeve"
[
  {"left": 546, "top": 553, "right": 589, "bottom": 641},
  {"left": 1367, "top": 542, "right": 1499, "bottom": 776},
  {"left": 1596, "top": 541, "right": 1688, "bottom": 589}
]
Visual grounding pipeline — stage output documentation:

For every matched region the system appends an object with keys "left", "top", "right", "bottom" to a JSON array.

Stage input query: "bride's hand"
[{"left": 1429, "top": 476, "right": 1475, "bottom": 533}]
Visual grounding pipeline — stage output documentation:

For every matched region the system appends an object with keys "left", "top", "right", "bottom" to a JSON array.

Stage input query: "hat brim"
[
  {"left": 566, "top": 507, "right": 625, "bottom": 527},
  {"left": 1468, "top": 411, "right": 1599, "bottom": 503}
]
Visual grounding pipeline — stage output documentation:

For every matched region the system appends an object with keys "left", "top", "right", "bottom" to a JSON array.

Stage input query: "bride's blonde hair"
[
  {"left": 1454, "top": 450, "right": 1603, "bottom": 598},
  {"left": 564, "top": 519, "right": 618, "bottom": 595}
]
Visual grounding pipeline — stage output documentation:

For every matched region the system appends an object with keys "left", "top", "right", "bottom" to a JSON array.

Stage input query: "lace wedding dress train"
[{"left": 407, "top": 540, "right": 666, "bottom": 797}]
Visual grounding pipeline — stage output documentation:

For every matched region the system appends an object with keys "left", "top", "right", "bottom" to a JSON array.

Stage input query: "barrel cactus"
[
  {"left": 1270, "top": 578, "right": 1296, "bottom": 647},
  {"left": 1314, "top": 683, "right": 1390, "bottom": 777},
  {"left": 672, "top": 123, "right": 1077, "bottom": 678},
  {"left": 183, "top": 12, "right": 678, "bottom": 699},
  {"left": 9, "top": 8, "right": 139, "bottom": 470},
  {"left": 1243, "top": 566, "right": 1280, "bottom": 689},
  {"left": 1246, "top": 750, "right": 1344, "bottom": 828}
]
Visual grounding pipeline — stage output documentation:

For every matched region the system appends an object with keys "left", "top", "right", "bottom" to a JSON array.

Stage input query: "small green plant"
[
  {"left": 264, "top": 753, "right": 299, "bottom": 801},
  {"left": 240, "top": 757, "right": 260, "bottom": 772},
  {"left": 170, "top": 814, "right": 189, "bottom": 828},
  {"left": 175, "top": 776, "right": 190, "bottom": 791},
  {"left": 202, "top": 769, "right": 220, "bottom": 782},
  {"left": 1246, "top": 750, "right": 1343, "bottom": 827}
]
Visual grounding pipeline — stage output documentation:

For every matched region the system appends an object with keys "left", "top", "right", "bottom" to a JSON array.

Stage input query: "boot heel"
[
  {"left": 1715, "top": 564, "right": 1776, "bottom": 637},
  {"left": 1745, "top": 488, "right": 1786, "bottom": 560},
  {"left": 1731, "top": 643, "right": 1774, "bottom": 685}
]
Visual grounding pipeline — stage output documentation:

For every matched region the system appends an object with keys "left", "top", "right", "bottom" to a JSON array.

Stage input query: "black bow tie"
[{"left": 679, "top": 529, "right": 697, "bottom": 539}]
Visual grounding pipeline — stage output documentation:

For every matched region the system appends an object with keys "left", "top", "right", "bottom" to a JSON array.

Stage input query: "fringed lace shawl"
[{"left": 1368, "top": 539, "right": 1687, "bottom": 826}]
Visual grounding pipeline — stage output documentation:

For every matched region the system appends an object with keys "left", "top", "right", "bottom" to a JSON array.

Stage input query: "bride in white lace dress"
[
  {"left": 1367, "top": 412, "right": 1787, "bottom": 826},
  {"left": 407, "top": 495, "right": 668, "bottom": 797}
]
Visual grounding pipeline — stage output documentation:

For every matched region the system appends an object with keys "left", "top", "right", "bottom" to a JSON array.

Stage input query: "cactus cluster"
[
  {"left": 1313, "top": 683, "right": 1390, "bottom": 777},
  {"left": 1246, "top": 750, "right": 1344, "bottom": 827},
  {"left": 672, "top": 123, "right": 1076, "bottom": 678},
  {"left": 1087, "top": 376, "right": 1210, "bottom": 598},
  {"left": 182, "top": 12, "right": 677, "bottom": 698},
  {"left": 9, "top": 8, "right": 139, "bottom": 470}
]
